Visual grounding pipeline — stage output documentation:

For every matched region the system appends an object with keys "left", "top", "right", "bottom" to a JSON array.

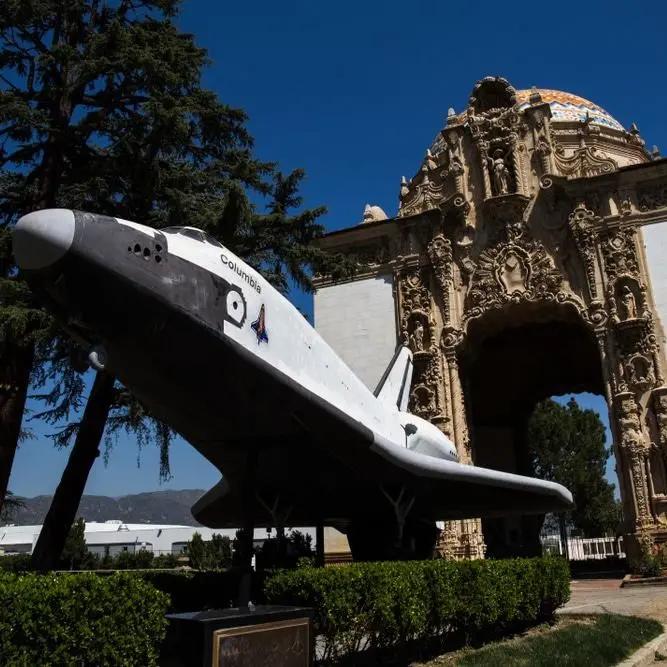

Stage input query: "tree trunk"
[
  {"left": 0, "top": 94, "right": 65, "bottom": 518},
  {"left": 0, "top": 343, "right": 34, "bottom": 518},
  {"left": 559, "top": 514, "right": 570, "bottom": 561},
  {"left": 316, "top": 522, "right": 325, "bottom": 567},
  {"left": 31, "top": 371, "right": 115, "bottom": 571}
]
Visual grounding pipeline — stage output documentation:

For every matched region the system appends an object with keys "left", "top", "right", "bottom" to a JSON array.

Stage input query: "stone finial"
[
  {"left": 529, "top": 86, "right": 542, "bottom": 105},
  {"left": 448, "top": 107, "right": 456, "bottom": 117},
  {"left": 627, "top": 122, "right": 645, "bottom": 147},
  {"left": 400, "top": 176, "right": 409, "bottom": 199},
  {"left": 362, "top": 204, "right": 388, "bottom": 224},
  {"left": 651, "top": 145, "right": 661, "bottom": 160}
]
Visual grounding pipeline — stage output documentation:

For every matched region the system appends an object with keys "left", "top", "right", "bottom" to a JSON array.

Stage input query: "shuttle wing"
[{"left": 192, "top": 331, "right": 573, "bottom": 526}]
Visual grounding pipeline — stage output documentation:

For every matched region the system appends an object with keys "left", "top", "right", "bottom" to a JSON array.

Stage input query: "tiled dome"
[{"left": 516, "top": 89, "right": 624, "bottom": 132}]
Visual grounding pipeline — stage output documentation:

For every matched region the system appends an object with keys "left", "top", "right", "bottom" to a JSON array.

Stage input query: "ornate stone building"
[{"left": 313, "top": 77, "right": 667, "bottom": 563}]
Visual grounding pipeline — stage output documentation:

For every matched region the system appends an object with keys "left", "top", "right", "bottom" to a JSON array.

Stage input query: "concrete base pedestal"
[{"left": 163, "top": 605, "right": 313, "bottom": 667}]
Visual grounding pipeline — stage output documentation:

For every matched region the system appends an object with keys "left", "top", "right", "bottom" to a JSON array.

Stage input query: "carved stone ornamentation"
[
  {"left": 619, "top": 285, "right": 638, "bottom": 321},
  {"left": 471, "top": 122, "right": 520, "bottom": 199},
  {"left": 411, "top": 383, "right": 436, "bottom": 419},
  {"left": 488, "top": 147, "right": 513, "bottom": 195},
  {"left": 399, "top": 134, "right": 468, "bottom": 218},
  {"left": 616, "top": 392, "right": 654, "bottom": 528},
  {"left": 441, "top": 325, "right": 464, "bottom": 352},
  {"left": 436, "top": 519, "right": 486, "bottom": 560},
  {"left": 625, "top": 354, "right": 655, "bottom": 392},
  {"left": 652, "top": 387, "right": 667, "bottom": 453},
  {"left": 600, "top": 228, "right": 641, "bottom": 283},
  {"left": 638, "top": 183, "right": 667, "bottom": 212},
  {"left": 361, "top": 204, "right": 388, "bottom": 223},
  {"left": 464, "top": 223, "right": 579, "bottom": 323},
  {"left": 581, "top": 300, "right": 609, "bottom": 330},
  {"left": 568, "top": 203, "right": 599, "bottom": 298},
  {"left": 427, "top": 235, "right": 453, "bottom": 323},
  {"left": 351, "top": 241, "right": 390, "bottom": 267},
  {"left": 397, "top": 269, "right": 446, "bottom": 424},
  {"left": 553, "top": 144, "right": 617, "bottom": 178}
]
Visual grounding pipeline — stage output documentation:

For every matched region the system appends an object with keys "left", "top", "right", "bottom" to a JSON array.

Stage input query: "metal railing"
[{"left": 541, "top": 534, "right": 625, "bottom": 560}]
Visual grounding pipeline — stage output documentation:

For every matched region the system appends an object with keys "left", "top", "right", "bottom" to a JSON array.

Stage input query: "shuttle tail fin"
[{"left": 374, "top": 345, "right": 413, "bottom": 412}]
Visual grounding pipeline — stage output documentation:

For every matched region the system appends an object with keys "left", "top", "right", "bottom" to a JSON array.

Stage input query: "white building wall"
[
  {"left": 0, "top": 522, "right": 313, "bottom": 556},
  {"left": 642, "top": 223, "right": 667, "bottom": 348},
  {"left": 314, "top": 275, "right": 397, "bottom": 391}
]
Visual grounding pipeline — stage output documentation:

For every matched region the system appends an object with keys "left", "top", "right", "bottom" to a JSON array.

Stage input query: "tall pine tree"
[{"left": 1, "top": 0, "right": 350, "bottom": 568}]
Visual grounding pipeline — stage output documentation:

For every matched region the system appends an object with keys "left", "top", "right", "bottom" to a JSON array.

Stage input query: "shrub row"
[
  {"left": 265, "top": 557, "right": 570, "bottom": 662},
  {"left": 0, "top": 572, "right": 169, "bottom": 666},
  {"left": 0, "top": 561, "right": 260, "bottom": 612},
  {"left": 139, "top": 569, "right": 264, "bottom": 613},
  {"left": 0, "top": 551, "right": 182, "bottom": 572}
]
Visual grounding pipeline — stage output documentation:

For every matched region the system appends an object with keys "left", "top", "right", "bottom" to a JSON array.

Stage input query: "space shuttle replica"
[{"left": 13, "top": 209, "right": 572, "bottom": 559}]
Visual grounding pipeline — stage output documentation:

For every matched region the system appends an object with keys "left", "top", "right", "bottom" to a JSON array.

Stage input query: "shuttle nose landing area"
[{"left": 13, "top": 209, "right": 75, "bottom": 270}]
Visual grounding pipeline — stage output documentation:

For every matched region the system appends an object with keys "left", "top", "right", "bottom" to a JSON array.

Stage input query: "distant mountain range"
[{"left": 4, "top": 489, "right": 206, "bottom": 526}]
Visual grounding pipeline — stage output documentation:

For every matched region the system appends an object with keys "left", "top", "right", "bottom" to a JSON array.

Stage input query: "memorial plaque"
[
  {"left": 212, "top": 617, "right": 310, "bottom": 666},
  {"left": 164, "top": 605, "right": 313, "bottom": 667}
]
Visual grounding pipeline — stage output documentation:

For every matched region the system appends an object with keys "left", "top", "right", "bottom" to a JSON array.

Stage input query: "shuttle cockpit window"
[{"left": 161, "top": 226, "right": 223, "bottom": 248}]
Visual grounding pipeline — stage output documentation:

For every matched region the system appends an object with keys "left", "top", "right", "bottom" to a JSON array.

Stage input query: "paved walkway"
[{"left": 559, "top": 579, "right": 667, "bottom": 624}]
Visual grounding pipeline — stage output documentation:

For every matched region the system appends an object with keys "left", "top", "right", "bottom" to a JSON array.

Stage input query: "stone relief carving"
[
  {"left": 436, "top": 519, "right": 486, "bottom": 560},
  {"left": 533, "top": 131, "right": 554, "bottom": 175},
  {"left": 620, "top": 285, "right": 638, "bottom": 320},
  {"left": 410, "top": 319, "right": 425, "bottom": 352},
  {"left": 427, "top": 235, "right": 453, "bottom": 324},
  {"left": 488, "top": 147, "right": 513, "bottom": 195},
  {"left": 601, "top": 228, "right": 641, "bottom": 283},
  {"left": 553, "top": 144, "right": 617, "bottom": 178},
  {"left": 396, "top": 269, "right": 445, "bottom": 423},
  {"left": 638, "top": 183, "right": 667, "bottom": 212},
  {"left": 472, "top": 130, "right": 520, "bottom": 199},
  {"left": 616, "top": 392, "right": 654, "bottom": 527},
  {"left": 625, "top": 354, "right": 654, "bottom": 391},
  {"left": 411, "top": 383, "right": 436, "bottom": 419},
  {"left": 616, "top": 191, "right": 634, "bottom": 217},
  {"left": 464, "top": 222, "right": 578, "bottom": 323},
  {"left": 398, "top": 132, "right": 467, "bottom": 218},
  {"left": 358, "top": 244, "right": 389, "bottom": 267},
  {"left": 638, "top": 185, "right": 667, "bottom": 211},
  {"left": 652, "top": 388, "right": 667, "bottom": 454},
  {"left": 568, "top": 203, "right": 599, "bottom": 299}
]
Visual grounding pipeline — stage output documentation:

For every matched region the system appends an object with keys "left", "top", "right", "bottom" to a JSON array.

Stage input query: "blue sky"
[{"left": 9, "top": 0, "right": 666, "bottom": 499}]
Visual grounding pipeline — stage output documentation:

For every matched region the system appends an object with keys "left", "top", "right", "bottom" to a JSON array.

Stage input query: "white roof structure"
[{"left": 0, "top": 520, "right": 282, "bottom": 556}]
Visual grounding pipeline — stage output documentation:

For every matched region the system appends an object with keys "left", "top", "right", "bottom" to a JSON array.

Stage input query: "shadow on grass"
[
  {"left": 319, "top": 619, "right": 555, "bottom": 666},
  {"left": 323, "top": 615, "right": 663, "bottom": 666},
  {"left": 441, "top": 614, "right": 662, "bottom": 667}
]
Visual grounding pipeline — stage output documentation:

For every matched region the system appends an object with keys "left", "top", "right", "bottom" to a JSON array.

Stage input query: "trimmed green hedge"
[
  {"left": 265, "top": 557, "right": 570, "bottom": 661},
  {"left": 0, "top": 572, "right": 169, "bottom": 666},
  {"left": 139, "top": 569, "right": 263, "bottom": 612}
]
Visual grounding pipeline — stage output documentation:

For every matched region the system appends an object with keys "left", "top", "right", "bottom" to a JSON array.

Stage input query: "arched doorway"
[{"left": 460, "top": 303, "right": 606, "bottom": 556}]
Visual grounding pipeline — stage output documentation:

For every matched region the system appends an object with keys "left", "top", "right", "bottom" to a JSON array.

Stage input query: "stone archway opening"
[{"left": 460, "top": 302, "right": 606, "bottom": 557}]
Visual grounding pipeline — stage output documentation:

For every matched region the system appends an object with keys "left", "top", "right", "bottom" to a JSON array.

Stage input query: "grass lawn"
[{"left": 416, "top": 614, "right": 663, "bottom": 666}]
